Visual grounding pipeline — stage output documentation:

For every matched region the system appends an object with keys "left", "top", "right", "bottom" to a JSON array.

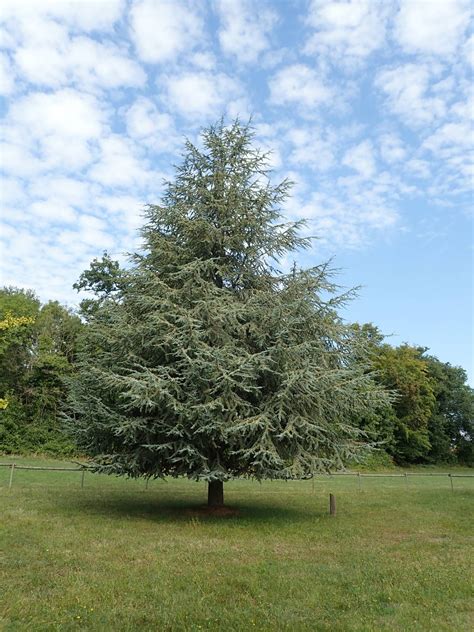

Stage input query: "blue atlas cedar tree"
[{"left": 65, "top": 119, "right": 390, "bottom": 507}]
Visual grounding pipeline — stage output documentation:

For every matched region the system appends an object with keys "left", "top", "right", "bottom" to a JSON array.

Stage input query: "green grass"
[{"left": 1, "top": 457, "right": 473, "bottom": 631}]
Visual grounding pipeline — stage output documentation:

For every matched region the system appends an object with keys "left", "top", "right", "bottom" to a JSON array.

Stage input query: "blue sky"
[{"left": 0, "top": 0, "right": 473, "bottom": 381}]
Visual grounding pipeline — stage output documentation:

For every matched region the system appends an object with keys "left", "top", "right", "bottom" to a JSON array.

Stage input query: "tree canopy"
[{"left": 65, "top": 120, "right": 390, "bottom": 506}]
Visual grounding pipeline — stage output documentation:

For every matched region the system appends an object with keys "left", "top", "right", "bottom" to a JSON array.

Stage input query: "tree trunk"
[{"left": 207, "top": 480, "right": 224, "bottom": 507}]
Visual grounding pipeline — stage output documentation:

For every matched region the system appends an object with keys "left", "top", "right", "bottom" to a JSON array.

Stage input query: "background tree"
[
  {"left": 350, "top": 325, "right": 473, "bottom": 466},
  {"left": 0, "top": 288, "right": 82, "bottom": 454},
  {"left": 349, "top": 323, "right": 396, "bottom": 461},
  {"left": 66, "top": 120, "right": 390, "bottom": 507},
  {"left": 0, "top": 287, "right": 39, "bottom": 396},
  {"left": 370, "top": 344, "right": 436, "bottom": 463},
  {"left": 73, "top": 251, "right": 123, "bottom": 321},
  {"left": 424, "top": 356, "right": 473, "bottom": 465}
]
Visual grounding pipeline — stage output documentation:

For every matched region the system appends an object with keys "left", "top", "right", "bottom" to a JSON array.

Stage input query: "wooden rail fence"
[{"left": 1, "top": 462, "right": 472, "bottom": 492}]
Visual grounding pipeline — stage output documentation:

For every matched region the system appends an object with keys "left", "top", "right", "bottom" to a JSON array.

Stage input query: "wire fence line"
[{"left": 1, "top": 462, "right": 473, "bottom": 492}]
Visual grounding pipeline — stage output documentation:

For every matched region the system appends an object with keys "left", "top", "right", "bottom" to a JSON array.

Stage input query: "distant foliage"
[
  {"left": 374, "top": 345, "right": 435, "bottom": 463},
  {"left": 0, "top": 287, "right": 81, "bottom": 455},
  {"left": 351, "top": 323, "right": 473, "bottom": 466},
  {"left": 424, "top": 356, "right": 473, "bottom": 465}
]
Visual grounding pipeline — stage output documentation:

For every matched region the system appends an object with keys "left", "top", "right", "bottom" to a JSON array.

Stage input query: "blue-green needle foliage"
[{"left": 66, "top": 120, "right": 390, "bottom": 491}]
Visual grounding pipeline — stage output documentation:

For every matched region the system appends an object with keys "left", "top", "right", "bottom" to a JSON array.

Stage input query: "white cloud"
[
  {"left": 11, "top": 89, "right": 105, "bottom": 140},
  {"left": 1, "top": 12, "right": 69, "bottom": 55},
  {"left": 15, "top": 44, "right": 65, "bottom": 87},
  {"left": 126, "top": 99, "right": 161, "bottom": 137},
  {"left": 0, "top": 52, "right": 15, "bottom": 95},
  {"left": 129, "top": 0, "right": 203, "bottom": 63},
  {"left": 1, "top": 0, "right": 125, "bottom": 33},
  {"left": 0, "top": 0, "right": 129, "bottom": 99},
  {"left": 279, "top": 127, "right": 402, "bottom": 250},
  {"left": 125, "top": 97, "right": 179, "bottom": 153},
  {"left": 190, "top": 51, "right": 217, "bottom": 71},
  {"left": 29, "top": 177, "right": 95, "bottom": 209},
  {"left": 395, "top": 0, "right": 471, "bottom": 56},
  {"left": 48, "top": 0, "right": 125, "bottom": 31},
  {"left": 216, "top": 0, "right": 276, "bottom": 64},
  {"left": 88, "top": 136, "right": 152, "bottom": 188},
  {"left": 422, "top": 121, "right": 473, "bottom": 194},
  {"left": 450, "top": 98, "right": 473, "bottom": 121},
  {"left": 15, "top": 35, "right": 145, "bottom": 90},
  {"left": 462, "top": 34, "right": 474, "bottom": 67},
  {"left": 0, "top": 138, "right": 43, "bottom": 178},
  {"left": 342, "top": 140, "right": 376, "bottom": 178},
  {"left": 269, "top": 64, "right": 333, "bottom": 112},
  {"left": 162, "top": 71, "right": 241, "bottom": 119},
  {"left": 96, "top": 194, "right": 147, "bottom": 236},
  {"left": 0, "top": 23, "right": 16, "bottom": 49},
  {"left": 78, "top": 213, "right": 108, "bottom": 233},
  {"left": 1, "top": 89, "right": 106, "bottom": 176},
  {"left": 375, "top": 63, "right": 447, "bottom": 127},
  {"left": 0, "top": 178, "right": 27, "bottom": 214},
  {"left": 59, "top": 37, "right": 145, "bottom": 89},
  {"left": 424, "top": 122, "right": 472, "bottom": 153},
  {"left": 59, "top": 222, "right": 115, "bottom": 251},
  {"left": 30, "top": 199, "right": 77, "bottom": 224},
  {"left": 285, "top": 182, "right": 398, "bottom": 250},
  {"left": 378, "top": 132, "right": 406, "bottom": 164},
  {"left": 404, "top": 159, "right": 431, "bottom": 179},
  {"left": 285, "top": 126, "right": 336, "bottom": 172},
  {"left": 305, "top": 0, "right": 389, "bottom": 64},
  {"left": 0, "top": 220, "right": 112, "bottom": 304},
  {"left": 226, "top": 96, "right": 253, "bottom": 121}
]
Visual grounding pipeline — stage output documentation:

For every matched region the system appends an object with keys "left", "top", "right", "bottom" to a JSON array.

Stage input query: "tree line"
[{"left": 0, "top": 284, "right": 471, "bottom": 466}]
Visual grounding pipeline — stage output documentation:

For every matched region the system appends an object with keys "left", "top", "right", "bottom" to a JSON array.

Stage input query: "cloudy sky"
[{"left": 0, "top": 0, "right": 473, "bottom": 380}]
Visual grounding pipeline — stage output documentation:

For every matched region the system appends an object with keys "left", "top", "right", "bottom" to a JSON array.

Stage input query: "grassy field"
[{"left": 0, "top": 456, "right": 473, "bottom": 631}]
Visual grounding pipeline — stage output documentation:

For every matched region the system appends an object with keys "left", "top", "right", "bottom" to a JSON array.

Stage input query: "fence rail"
[
  {"left": 1, "top": 462, "right": 472, "bottom": 492},
  {"left": 0, "top": 464, "right": 84, "bottom": 471},
  {"left": 2, "top": 463, "right": 472, "bottom": 475}
]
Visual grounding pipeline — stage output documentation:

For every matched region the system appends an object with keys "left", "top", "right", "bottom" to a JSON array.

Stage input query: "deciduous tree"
[
  {"left": 424, "top": 356, "right": 473, "bottom": 465},
  {"left": 0, "top": 288, "right": 81, "bottom": 454},
  {"left": 371, "top": 345, "right": 436, "bottom": 463}
]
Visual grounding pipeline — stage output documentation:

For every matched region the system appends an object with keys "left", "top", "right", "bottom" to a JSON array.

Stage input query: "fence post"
[
  {"left": 145, "top": 477, "right": 149, "bottom": 490},
  {"left": 81, "top": 469, "right": 85, "bottom": 489},
  {"left": 357, "top": 472, "right": 361, "bottom": 492},
  {"left": 329, "top": 493, "right": 336, "bottom": 516},
  {"left": 8, "top": 463, "right": 15, "bottom": 490},
  {"left": 449, "top": 474, "right": 454, "bottom": 493},
  {"left": 404, "top": 472, "right": 408, "bottom": 488}
]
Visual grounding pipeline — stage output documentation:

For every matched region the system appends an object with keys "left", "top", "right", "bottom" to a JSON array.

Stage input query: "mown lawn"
[{"left": 0, "top": 456, "right": 473, "bottom": 631}]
